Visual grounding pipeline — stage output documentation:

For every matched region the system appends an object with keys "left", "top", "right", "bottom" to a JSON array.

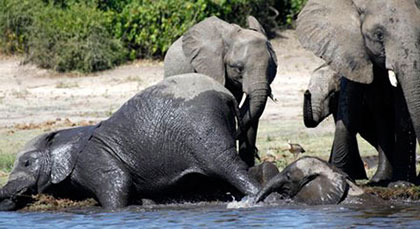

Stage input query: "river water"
[{"left": 0, "top": 201, "right": 419, "bottom": 228}]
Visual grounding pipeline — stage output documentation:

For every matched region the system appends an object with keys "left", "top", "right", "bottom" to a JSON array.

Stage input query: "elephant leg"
[
  {"left": 330, "top": 79, "right": 367, "bottom": 180},
  {"left": 94, "top": 168, "right": 132, "bottom": 209},
  {"left": 359, "top": 105, "right": 393, "bottom": 184},
  {"left": 74, "top": 149, "right": 133, "bottom": 209},
  {"left": 211, "top": 148, "right": 261, "bottom": 196},
  {"left": 238, "top": 120, "right": 259, "bottom": 167},
  {"left": 329, "top": 120, "right": 367, "bottom": 180}
]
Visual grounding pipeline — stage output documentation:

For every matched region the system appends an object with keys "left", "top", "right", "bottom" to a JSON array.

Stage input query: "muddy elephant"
[
  {"left": 303, "top": 65, "right": 417, "bottom": 184},
  {"left": 297, "top": 0, "right": 420, "bottom": 182},
  {"left": 255, "top": 157, "right": 379, "bottom": 205},
  {"left": 0, "top": 74, "right": 268, "bottom": 211},
  {"left": 164, "top": 16, "right": 278, "bottom": 167}
]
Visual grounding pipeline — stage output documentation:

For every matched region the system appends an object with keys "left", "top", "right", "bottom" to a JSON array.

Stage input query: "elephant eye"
[
  {"left": 229, "top": 63, "right": 244, "bottom": 73},
  {"left": 24, "top": 160, "right": 31, "bottom": 167},
  {"left": 373, "top": 28, "right": 385, "bottom": 42}
]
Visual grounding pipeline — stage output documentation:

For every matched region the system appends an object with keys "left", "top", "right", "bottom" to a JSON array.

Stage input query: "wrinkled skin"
[
  {"left": 303, "top": 65, "right": 417, "bottom": 184},
  {"left": 297, "top": 0, "right": 420, "bottom": 182},
  {"left": 0, "top": 74, "right": 264, "bottom": 211},
  {"left": 255, "top": 157, "right": 372, "bottom": 205},
  {"left": 164, "top": 16, "right": 278, "bottom": 167}
]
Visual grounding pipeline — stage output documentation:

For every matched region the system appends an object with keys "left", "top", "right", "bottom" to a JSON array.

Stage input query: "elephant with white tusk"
[{"left": 164, "top": 16, "right": 278, "bottom": 167}]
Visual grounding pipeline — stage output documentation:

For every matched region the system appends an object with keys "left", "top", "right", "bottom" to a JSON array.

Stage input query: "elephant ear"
[
  {"left": 294, "top": 173, "right": 349, "bottom": 205},
  {"left": 49, "top": 125, "right": 97, "bottom": 184},
  {"left": 182, "top": 16, "right": 229, "bottom": 85},
  {"left": 247, "top": 16, "right": 266, "bottom": 36},
  {"left": 296, "top": 0, "right": 373, "bottom": 84}
]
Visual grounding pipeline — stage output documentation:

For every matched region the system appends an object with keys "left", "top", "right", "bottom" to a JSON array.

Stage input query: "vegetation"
[{"left": 0, "top": 0, "right": 307, "bottom": 73}]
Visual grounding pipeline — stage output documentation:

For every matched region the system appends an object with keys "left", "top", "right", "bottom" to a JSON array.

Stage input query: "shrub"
[
  {"left": 114, "top": 0, "right": 212, "bottom": 59},
  {"left": 0, "top": 0, "right": 308, "bottom": 72},
  {"left": 27, "top": 3, "right": 126, "bottom": 72},
  {"left": 113, "top": 0, "right": 279, "bottom": 59},
  {"left": 0, "top": 0, "right": 43, "bottom": 54},
  {"left": 274, "top": 0, "right": 307, "bottom": 27}
]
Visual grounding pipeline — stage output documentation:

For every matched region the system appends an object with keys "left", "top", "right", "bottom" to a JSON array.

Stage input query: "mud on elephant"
[
  {"left": 164, "top": 16, "right": 278, "bottom": 167},
  {"left": 297, "top": 0, "right": 420, "bottom": 183},
  {"left": 0, "top": 74, "right": 269, "bottom": 211},
  {"left": 303, "top": 64, "right": 417, "bottom": 184}
]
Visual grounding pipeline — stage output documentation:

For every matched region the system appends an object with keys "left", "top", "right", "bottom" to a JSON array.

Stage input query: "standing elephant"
[
  {"left": 297, "top": 0, "right": 420, "bottom": 182},
  {"left": 304, "top": 64, "right": 417, "bottom": 184},
  {"left": 0, "top": 74, "right": 265, "bottom": 211},
  {"left": 164, "top": 16, "right": 278, "bottom": 167}
]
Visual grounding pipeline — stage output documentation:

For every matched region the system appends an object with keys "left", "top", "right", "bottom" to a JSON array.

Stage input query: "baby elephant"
[
  {"left": 0, "top": 73, "right": 263, "bottom": 210},
  {"left": 255, "top": 157, "right": 369, "bottom": 205}
]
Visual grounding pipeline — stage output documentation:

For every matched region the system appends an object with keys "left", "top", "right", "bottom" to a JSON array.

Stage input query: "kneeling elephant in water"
[
  {"left": 256, "top": 157, "right": 376, "bottom": 205},
  {"left": 0, "top": 73, "right": 266, "bottom": 211}
]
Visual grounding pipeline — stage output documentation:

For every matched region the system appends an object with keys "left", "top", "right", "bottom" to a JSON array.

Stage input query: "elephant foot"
[{"left": 369, "top": 167, "right": 392, "bottom": 187}]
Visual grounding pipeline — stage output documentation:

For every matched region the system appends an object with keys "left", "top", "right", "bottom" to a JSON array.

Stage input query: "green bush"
[
  {"left": 114, "top": 0, "right": 211, "bottom": 59},
  {"left": 0, "top": 0, "right": 43, "bottom": 54},
  {"left": 27, "top": 3, "right": 126, "bottom": 72},
  {"left": 0, "top": 0, "right": 308, "bottom": 72},
  {"left": 275, "top": 0, "right": 307, "bottom": 27}
]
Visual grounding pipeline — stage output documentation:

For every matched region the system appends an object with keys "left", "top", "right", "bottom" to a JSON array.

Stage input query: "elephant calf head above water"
[
  {"left": 255, "top": 157, "right": 369, "bottom": 205},
  {"left": 164, "top": 16, "right": 278, "bottom": 167},
  {"left": 0, "top": 73, "right": 265, "bottom": 211}
]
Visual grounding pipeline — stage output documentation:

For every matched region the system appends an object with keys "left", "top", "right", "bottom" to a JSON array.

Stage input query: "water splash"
[{"left": 226, "top": 196, "right": 263, "bottom": 209}]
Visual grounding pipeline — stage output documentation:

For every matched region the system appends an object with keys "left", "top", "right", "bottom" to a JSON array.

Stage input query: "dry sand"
[{"left": 0, "top": 30, "right": 327, "bottom": 130}]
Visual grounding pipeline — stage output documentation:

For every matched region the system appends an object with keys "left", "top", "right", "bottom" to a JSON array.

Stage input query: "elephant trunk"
[
  {"left": 398, "top": 69, "right": 420, "bottom": 150},
  {"left": 255, "top": 174, "right": 287, "bottom": 203},
  {"left": 241, "top": 82, "right": 270, "bottom": 129},
  {"left": 0, "top": 173, "right": 36, "bottom": 200},
  {"left": 303, "top": 90, "right": 320, "bottom": 128}
]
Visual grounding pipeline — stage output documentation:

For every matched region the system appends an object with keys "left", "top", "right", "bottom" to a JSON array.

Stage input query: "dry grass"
[{"left": 22, "top": 194, "right": 97, "bottom": 211}]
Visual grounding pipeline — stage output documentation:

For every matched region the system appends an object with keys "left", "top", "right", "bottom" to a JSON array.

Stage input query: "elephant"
[
  {"left": 303, "top": 64, "right": 417, "bottom": 184},
  {"left": 296, "top": 0, "right": 420, "bottom": 182},
  {"left": 164, "top": 16, "right": 278, "bottom": 167},
  {"left": 0, "top": 73, "right": 267, "bottom": 211},
  {"left": 254, "top": 156, "right": 380, "bottom": 205}
]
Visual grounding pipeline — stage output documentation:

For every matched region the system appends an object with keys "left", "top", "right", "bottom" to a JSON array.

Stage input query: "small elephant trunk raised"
[{"left": 303, "top": 90, "right": 319, "bottom": 128}]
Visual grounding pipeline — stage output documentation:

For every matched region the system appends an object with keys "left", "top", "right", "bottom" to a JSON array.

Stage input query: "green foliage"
[
  {"left": 0, "top": 0, "right": 308, "bottom": 72},
  {"left": 275, "top": 0, "right": 308, "bottom": 27},
  {"left": 27, "top": 3, "right": 126, "bottom": 72},
  {"left": 0, "top": 0, "right": 42, "bottom": 54},
  {"left": 114, "top": 0, "right": 211, "bottom": 59}
]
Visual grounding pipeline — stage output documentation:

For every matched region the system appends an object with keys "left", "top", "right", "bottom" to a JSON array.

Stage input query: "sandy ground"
[{"left": 0, "top": 30, "right": 326, "bottom": 129}]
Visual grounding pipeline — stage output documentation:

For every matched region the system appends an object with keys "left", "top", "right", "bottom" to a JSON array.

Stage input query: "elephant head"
[
  {"left": 255, "top": 157, "right": 364, "bottom": 205},
  {"left": 0, "top": 126, "right": 95, "bottom": 210},
  {"left": 303, "top": 64, "right": 340, "bottom": 127},
  {"left": 181, "top": 16, "right": 278, "bottom": 130},
  {"left": 297, "top": 0, "right": 420, "bottom": 144}
]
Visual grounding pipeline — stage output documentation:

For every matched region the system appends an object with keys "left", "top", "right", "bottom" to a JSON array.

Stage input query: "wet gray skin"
[
  {"left": 164, "top": 16, "right": 278, "bottom": 168},
  {"left": 0, "top": 73, "right": 265, "bottom": 211},
  {"left": 304, "top": 64, "right": 417, "bottom": 184},
  {"left": 298, "top": 0, "right": 419, "bottom": 184},
  {"left": 255, "top": 156, "right": 374, "bottom": 205}
]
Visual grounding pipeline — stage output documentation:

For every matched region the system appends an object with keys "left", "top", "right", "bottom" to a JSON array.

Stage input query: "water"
[{"left": 0, "top": 202, "right": 420, "bottom": 228}]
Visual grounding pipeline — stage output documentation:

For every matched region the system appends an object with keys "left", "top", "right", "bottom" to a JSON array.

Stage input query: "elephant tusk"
[
  {"left": 239, "top": 93, "right": 247, "bottom": 108},
  {"left": 269, "top": 93, "right": 278, "bottom": 103},
  {"left": 388, "top": 70, "right": 398, "bottom": 87}
]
